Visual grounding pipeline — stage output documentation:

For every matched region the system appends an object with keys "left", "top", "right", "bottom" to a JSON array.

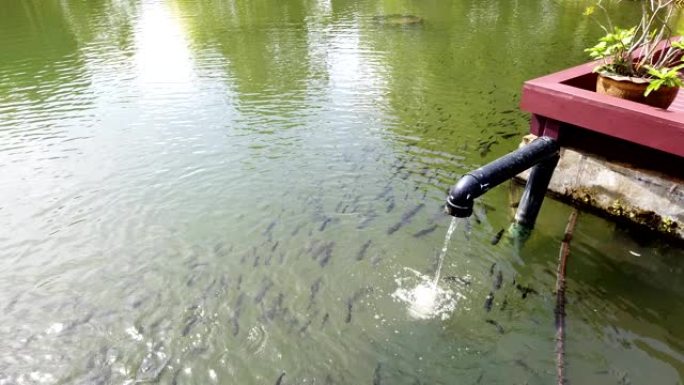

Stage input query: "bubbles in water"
[{"left": 392, "top": 268, "right": 463, "bottom": 320}]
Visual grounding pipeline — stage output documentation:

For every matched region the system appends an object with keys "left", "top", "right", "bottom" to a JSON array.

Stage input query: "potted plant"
[{"left": 584, "top": 0, "right": 684, "bottom": 108}]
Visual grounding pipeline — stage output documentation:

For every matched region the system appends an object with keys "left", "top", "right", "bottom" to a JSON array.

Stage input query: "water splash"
[{"left": 393, "top": 218, "right": 464, "bottom": 320}]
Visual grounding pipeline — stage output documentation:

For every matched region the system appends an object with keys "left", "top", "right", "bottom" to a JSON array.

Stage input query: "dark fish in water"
[
  {"left": 321, "top": 312, "right": 329, "bottom": 327},
  {"left": 346, "top": 287, "right": 373, "bottom": 323},
  {"left": 514, "top": 359, "right": 535, "bottom": 374},
  {"left": 319, "top": 217, "right": 333, "bottom": 232},
  {"left": 357, "top": 210, "right": 377, "bottom": 229},
  {"left": 356, "top": 240, "right": 372, "bottom": 261},
  {"left": 444, "top": 276, "right": 470, "bottom": 286},
  {"left": 231, "top": 293, "right": 245, "bottom": 336},
  {"left": 493, "top": 271, "right": 503, "bottom": 290},
  {"left": 319, "top": 247, "right": 333, "bottom": 267},
  {"left": 484, "top": 292, "right": 494, "bottom": 312},
  {"left": 486, "top": 319, "right": 504, "bottom": 334},
  {"left": 299, "top": 317, "right": 313, "bottom": 334},
  {"left": 271, "top": 241, "right": 279, "bottom": 252},
  {"left": 255, "top": 279, "right": 274, "bottom": 304},
  {"left": 265, "top": 293, "right": 285, "bottom": 321},
  {"left": 386, "top": 200, "right": 395, "bottom": 213},
  {"left": 388, "top": 203, "right": 425, "bottom": 235},
  {"left": 275, "top": 372, "right": 286, "bottom": 385},
  {"left": 181, "top": 315, "right": 200, "bottom": 336},
  {"left": 345, "top": 302, "right": 353, "bottom": 323},
  {"left": 489, "top": 263, "right": 496, "bottom": 276},
  {"left": 291, "top": 223, "right": 305, "bottom": 236},
  {"left": 373, "top": 363, "right": 382, "bottom": 385},
  {"left": 236, "top": 274, "right": 243, "bottom": 291},
  {"left": 263, "top": 220, "right": 277, "bottom": 235},
  {"left": 308, "top": 277, "right": 323, "bottom": 309},
  {"left": 491, "top": 229, "right": 505, "bottom": 245},
  {"left": 412, "top": 224, "right": 438, "bottom": 238},
  {"left": 516, "top": 284, "right": 538, "bottom": 299},
  {"left": 501, "top": 132, "right": 520, "bottom": 139}
]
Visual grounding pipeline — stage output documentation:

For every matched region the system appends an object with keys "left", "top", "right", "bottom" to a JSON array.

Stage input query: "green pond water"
[{"left": 1, "top": 0, "right": 683, "bottom": 384}]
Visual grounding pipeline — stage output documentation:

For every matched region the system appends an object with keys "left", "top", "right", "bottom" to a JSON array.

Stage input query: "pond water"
[{"left": 1, "top": 0, "right": 682, "bottom": 384}]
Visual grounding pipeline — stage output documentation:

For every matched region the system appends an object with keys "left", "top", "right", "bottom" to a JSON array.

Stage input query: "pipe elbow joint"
[{"left": 445, "top": 175, "right": 480, "bottom": 218}]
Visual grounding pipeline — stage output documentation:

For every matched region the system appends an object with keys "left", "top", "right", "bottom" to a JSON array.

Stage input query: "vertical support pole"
[{"left": 514, "top": 153, "right": 560, "bottom": 228}]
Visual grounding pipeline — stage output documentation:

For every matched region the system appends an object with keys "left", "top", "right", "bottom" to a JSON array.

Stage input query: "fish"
[
  {"left": 299, "top": 318, "right": 313, "bottom": 334},
  {"left": 490, "top": 229, "right": 505, "bottom": 245},
  {"left": 500, "top": 298, "right": 508, "bottom": 311},
  {"left": 489, "top": 262, "right": 496, "bottom": 276},
  {"left": 275, "top": 372, "right": 286, "bottom": 385},
  {"left": 387, "top": 203, "right": 425, "bottom": 235},
  {"left": 321, "top": 312, "right": 329, "bottom": 327},
  {"left": 485, "top": 319, "right": 504, "bottom": 334},
  {"left": 493, "top": 271, "right": 503, "bottom": 290},
  {"left": 236, "top": 274, "right": 243, "bottom": 291},
  {"left": 264, "top": 293, "right": 285, "bottom": 321},
  {"left": 319, "top": 217, "right": 333, "bottom": 231},
  {"left": 357, "top": 211, "right": 378, "bottom": 229},
  {"left": 231, "top": 293, "right": 245, "bottom": 336},
  {"left": 386, "top": 200, "right": 395, "bottom": 213},
  {"left": 515, "top": 284, "right": 538, "bottom": 299},
  {"left": 345, "top": 302, "right": 353, "bottom": 323},
  {"left": 373, "top": 363, "right": 382, "bottom": 385},
  {"left": 484, "top": 292, "right": 494, "bottom": 312},
  {"left": 346, "top": 287, "right": 373, "bottom": 323},
  {"left": 271, "top": 241, "right": 279, "bottom": 252},
  {"left": 263, "top": 220, "right": 277, "bottom": 235},
  {"left": 412, "top": 224, "right": 438, "bottom": 238},
  {"left": 308, "top": 278, "right": 323, "bottom": 309},
  {"left": 444, "top": 276, "right": 470, "bottom": 286},
  {"left": 356, "top": 240, "right": 372, "bottom": 261},
  {"left": 291, "top": 223, "right": 305, "bottom": 236},
  {"left": 181, "top": 315, "right": 200, "bottom": 337},
  {"left": 319, "top": 247, "right": 333, "bottom": 267},
  {"left": 255, "top": 279, "right": 274, "bottom": 304}
]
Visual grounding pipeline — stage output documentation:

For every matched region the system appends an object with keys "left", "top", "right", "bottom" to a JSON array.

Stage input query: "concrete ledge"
[{"left": 517, "top": 135, "right": 683, "bottom": 240}]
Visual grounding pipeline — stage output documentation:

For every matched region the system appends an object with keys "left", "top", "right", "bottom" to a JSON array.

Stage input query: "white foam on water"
[
  {"left": 393, "top": 218, "right": 464, "bottom": 320},
  {"left": 392, "top": 268, "right": 463, "bottom": 320}
]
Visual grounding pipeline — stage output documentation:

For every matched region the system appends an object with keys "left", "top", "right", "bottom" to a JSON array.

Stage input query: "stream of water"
[{"left": 392, "top": 217, "right": 462, "bottom": 320}]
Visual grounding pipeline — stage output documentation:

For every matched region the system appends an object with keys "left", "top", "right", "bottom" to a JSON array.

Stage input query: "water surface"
[{"left": 1, "top": 0, "right": 682, "bottom": 384}]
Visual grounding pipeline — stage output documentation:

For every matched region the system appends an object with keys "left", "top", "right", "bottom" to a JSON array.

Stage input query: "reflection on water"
[{"left": 0, "top": 0, "right": 682, "bottom": 384}]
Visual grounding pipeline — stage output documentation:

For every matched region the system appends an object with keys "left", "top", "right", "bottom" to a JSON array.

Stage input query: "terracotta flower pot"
[{"left": 596, "top": 74, "right": 679, "bottom": 109}]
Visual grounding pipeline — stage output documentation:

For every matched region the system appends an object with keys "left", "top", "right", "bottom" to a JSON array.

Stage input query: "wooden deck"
[{"left": 520, "top": 61, "right": 684, "bottom": 158}]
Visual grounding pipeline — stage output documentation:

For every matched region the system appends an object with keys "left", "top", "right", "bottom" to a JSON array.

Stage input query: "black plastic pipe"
[
  {"left": 515, "top": 154, "right": 560, "bottom": 228},
  {"left": 445, "top": 136, "right": 559, "bottom": 217}
]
